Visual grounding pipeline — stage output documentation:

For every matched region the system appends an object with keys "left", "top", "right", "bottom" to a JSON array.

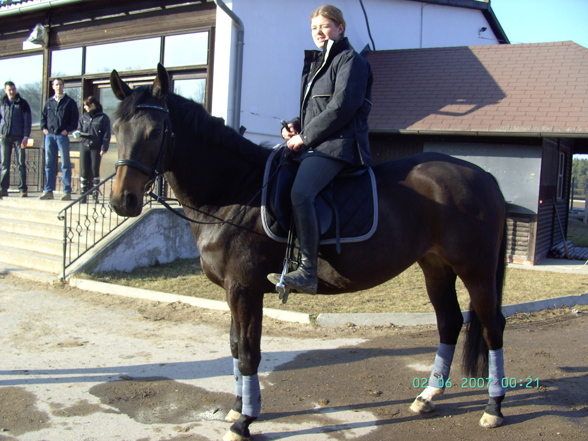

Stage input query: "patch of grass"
[
  {"left": 568, "top": 216, "right": 588, "bottom": 247},
  {"left": 82, "top": 259, "right": 588, "bottom": 315}
]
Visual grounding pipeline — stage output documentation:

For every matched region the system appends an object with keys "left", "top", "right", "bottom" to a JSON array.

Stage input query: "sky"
[{"left": 490, "top": 0, "right": 588, "bottom": 48}]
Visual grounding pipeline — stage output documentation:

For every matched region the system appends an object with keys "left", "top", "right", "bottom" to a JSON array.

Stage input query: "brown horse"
[{"left": 110, "top": 64, "right": 507, "bottom": 441}]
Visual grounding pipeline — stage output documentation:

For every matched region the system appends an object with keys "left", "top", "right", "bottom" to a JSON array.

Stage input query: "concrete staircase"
[{"left": 0, "top": 192, "right": 67, "bottom": 276}]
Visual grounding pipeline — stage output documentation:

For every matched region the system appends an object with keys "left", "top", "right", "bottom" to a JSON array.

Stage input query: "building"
[
  {"left": 0, "top": 0, "right": 506, "bottom": 145},
  {"left": 3, "top": 0, "right": 586, "bottom": 264},
  {"left": 366, "top": 42, "right": 588, "bottom": 264}
]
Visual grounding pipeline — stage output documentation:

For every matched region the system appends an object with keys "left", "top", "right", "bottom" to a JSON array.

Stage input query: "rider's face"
[{"left": 311, "top": 15, "right": 344, "bottom": 49}]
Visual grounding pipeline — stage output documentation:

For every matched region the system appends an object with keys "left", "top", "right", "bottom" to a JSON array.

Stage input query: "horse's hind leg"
[
  {"left": 411, "top": 256, "right": 463, "bottom": 414},
  {"left": 462, "top": 274, "right": 507, "bottom": 429}
]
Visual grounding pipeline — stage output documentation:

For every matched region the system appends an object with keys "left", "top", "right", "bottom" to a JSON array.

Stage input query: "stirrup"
[
  {"left": 274, "top": 258, "right": 297, "bottom": 304},
  {"left": 273, "top": 216, "right": 299, "bottom": 304}
]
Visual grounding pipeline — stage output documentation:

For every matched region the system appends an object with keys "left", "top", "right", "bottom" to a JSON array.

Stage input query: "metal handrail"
[{"left": 57, "top": 173, "right": 155, "bottom": 280}]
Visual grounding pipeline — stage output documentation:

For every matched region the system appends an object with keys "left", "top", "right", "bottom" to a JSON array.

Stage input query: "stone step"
[
  {"left": 0, "top": 217, "right": 62, "bottom": 238},
  {"left": 0, "top": 193, "right": 75, "bottom": 210},
  {"left": 0, "top": 230, "right": 62, "bottom": 257},
  {"left": 0, "top": 192, "right": 80, "bottom": 276},
  {"left": 0, "top": 245, "right": 62, "bottom": 274},
  {"left": 0, "top": 204, "right": 62, "bottom": 226}
]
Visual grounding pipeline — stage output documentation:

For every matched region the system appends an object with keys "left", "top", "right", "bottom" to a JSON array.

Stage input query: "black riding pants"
[
  {"left": 291, "top": 154, "right": 346, "bottom": 208},
  {"left": 79, "top": 145, "right": 101, "bottom": 189}
]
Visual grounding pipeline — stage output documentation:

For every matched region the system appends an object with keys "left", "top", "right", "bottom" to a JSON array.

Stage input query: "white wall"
[
  {"left": 212, "top": 0, "right": 500, "bottom": 146},
  {"left": 81, "top": 209, "right": 199, "bottom": 274}
]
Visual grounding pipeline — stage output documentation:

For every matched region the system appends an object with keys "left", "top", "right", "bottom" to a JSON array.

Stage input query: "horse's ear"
[
  {"left": 152, "top": 63, "right": 170, "bottom": 99},
  {"left": 110, "top": 69, "right": 132, "bottom": 101}
]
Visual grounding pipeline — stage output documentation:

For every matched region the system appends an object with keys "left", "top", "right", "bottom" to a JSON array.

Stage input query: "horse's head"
[{"left": 109, "top": 63, "right": 173, "bottom": 217}]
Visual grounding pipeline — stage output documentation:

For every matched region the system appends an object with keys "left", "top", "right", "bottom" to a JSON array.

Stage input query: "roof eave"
[
  {"left": 369, "top": 128, "right": 588, "bottom": 138},
  {"left": 405, "top": 0, "right": 510, "bottom": 44},
  {"left": 0, "top": 0, "right": 87, "bottom": 17},
  {"left": 482, "top": 7, "right": 510, "bottom": 44}
]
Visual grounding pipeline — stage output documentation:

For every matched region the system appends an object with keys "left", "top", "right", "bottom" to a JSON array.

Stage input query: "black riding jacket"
[
  {"left": 41, "top": 93, "right": 79, "bottom": 135},
  {"left": 0, "top": 93, "right": 32, "bottom": 138},
  {"left": 294, "top": 37, "right": 373, "bottom": 167},
  {"left": 77, "top": 109, "right": 111, "bottom": 153}
]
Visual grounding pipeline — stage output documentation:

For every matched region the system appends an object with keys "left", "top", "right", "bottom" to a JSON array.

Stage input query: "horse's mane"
[{"left": 114, "top": 86, "right": 272, "bottom": 165}]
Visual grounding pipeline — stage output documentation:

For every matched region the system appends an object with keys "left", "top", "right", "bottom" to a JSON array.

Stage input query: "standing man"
[
  {"left": 0, "top": 81, "right": 32, "bottom": 197},
  {"left": 40, "top": 78, "right": 79, "bottom": 200}
]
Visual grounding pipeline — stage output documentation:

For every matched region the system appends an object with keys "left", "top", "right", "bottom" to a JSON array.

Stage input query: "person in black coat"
[
  {"left": 40, "top": 78, "right": 79, "bottom": 200},
  {"left": 76, "top": 96, "right": 110, "bottom": 202},
  {"left": 268, "top": 4, "right": 373, "bottom": 294},
  {"left": 0, "top": 81, "right": 32, "bottom": 197}
]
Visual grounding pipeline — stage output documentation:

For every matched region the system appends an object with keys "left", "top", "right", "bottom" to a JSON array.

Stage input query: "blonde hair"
[{"left": 311, "top": 5, "right": 346, "bottom": 36}]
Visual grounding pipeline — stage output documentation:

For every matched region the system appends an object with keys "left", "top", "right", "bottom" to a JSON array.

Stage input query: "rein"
[
  {"left": 147, "top": 144, "right": 291, "bottom": 227},
  {"left": 115, "top": 97, "right": 291, "bottom": 227}
]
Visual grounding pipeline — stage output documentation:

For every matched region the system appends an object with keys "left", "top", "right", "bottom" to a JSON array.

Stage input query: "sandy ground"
[{"left": 1, "top": 274, "right": 587, "bottom": 441}]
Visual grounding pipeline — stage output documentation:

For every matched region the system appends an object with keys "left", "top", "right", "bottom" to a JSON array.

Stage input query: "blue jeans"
[
  {"left": 0, "top": 136, "right": 27, "bottom": 192},
  {"left": 44, "top": 133, "right": 71, "bottom": 193}
]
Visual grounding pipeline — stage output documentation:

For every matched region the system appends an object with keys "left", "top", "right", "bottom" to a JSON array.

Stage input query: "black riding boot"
[{"left": 268, "top": 200, "right": 319, "bottom": 294}]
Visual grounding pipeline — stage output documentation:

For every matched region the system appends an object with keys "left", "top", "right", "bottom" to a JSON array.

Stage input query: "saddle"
[{"left": 261, "top": 146, "right": 378, "bottom": 252}]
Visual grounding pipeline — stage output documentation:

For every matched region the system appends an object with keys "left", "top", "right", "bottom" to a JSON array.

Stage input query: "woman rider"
[{"left": 268, "top": 4, "right": 373, "bottom": 294}]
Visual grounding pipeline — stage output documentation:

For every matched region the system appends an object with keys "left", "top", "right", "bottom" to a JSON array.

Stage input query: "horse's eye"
[{"left": 149, "top": 129, "right": 162, "bottom": 140}]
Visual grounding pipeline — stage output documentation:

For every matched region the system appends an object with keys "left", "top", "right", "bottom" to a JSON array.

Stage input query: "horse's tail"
[{"left": 462, "top": 215, "right": 507, "bottom": 378}]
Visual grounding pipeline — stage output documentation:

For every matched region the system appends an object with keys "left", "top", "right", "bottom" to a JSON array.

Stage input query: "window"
[
  {"left": 51, "top": 48, "right": 83, "bottom": 77},
  {"left": 0, "top": 54, "right": 43, "bottom": 125},
  {"left": 174, "top": 78, "right": 206, "bottom": 104},
  {"left": 164, "top": 32, "right": 209, "bottom": 67},
  {"left": 65, "top": 86, "right": 83, "bottom": 110},
  {"left": 85, "top": 38, "right": 160, "bottom": 74},
  {"left": 98, "top": 87, "right": 119, "bottom": 121}
]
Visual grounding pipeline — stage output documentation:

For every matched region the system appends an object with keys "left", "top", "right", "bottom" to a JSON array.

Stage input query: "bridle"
[{"left": 114, "top": 103, "right": 174, "bottom": 193}]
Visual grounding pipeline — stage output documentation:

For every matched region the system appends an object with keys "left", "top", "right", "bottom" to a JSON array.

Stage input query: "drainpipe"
[
  {"left": 420, "top": 3, "right": 429, "bottom": 48},
  {"left": 214, "top": 0, "right": 244, "bottom": 130}
]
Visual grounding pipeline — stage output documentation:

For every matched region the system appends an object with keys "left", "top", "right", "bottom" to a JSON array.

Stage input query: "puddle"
[{"left": 90, "top": 376, "right": 234, "bottom": 424}]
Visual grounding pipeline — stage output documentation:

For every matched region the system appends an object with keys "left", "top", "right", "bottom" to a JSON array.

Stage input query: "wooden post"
[{"left": 584, "top": 184, "right": 588, "bottom": 224}]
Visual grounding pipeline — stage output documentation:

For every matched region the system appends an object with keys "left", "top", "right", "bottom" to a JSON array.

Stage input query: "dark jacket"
[
  {"left": 41, "top": 93, "right": 79, "bottom": 135},
  {"left": 0, "top": 93, "right": 32, "bottom": 138},
  {"left": 295, "top": 37, "right": 373, "bottom": 167},
  {"left": 77, "top": 110, "right": 111, "bottom": 153}
]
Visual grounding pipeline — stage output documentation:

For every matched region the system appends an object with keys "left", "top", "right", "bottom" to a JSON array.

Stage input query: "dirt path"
[{"left": 1, "top": 275, "right": 586, "bottom": 440}]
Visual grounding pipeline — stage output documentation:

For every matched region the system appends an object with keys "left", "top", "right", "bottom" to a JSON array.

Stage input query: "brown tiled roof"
[{"left": 366, "top": 41, "right": 588, "bottom": 137}]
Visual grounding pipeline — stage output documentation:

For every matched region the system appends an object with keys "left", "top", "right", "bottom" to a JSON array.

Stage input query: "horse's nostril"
[{"left": 125, "top": 192, "right": 138, "bottom": 210}]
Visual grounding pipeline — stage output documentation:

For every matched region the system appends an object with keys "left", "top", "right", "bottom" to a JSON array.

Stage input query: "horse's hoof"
[
  {"left": 479, "top": 412, "right": 504, "bottom": 428},
  {"left": 225, "top": 409, "right": 241, "bottom": 423},
  {"left": 410, "top": 386, "right": 443, "bottom": 414},
  {"left": 410, "top": 396, "right": 435, "bottom": 414},
  {"left": 223, "top": 429, "right": 250, "bottom": 441}
]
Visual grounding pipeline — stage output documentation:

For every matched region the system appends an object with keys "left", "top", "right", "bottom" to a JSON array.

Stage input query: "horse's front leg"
[
  {"left": 224, "top": 283, "right": 264, "bottom": 441},
  {"left": 225, "top": 318, "right": 244, "bottom": 423}
]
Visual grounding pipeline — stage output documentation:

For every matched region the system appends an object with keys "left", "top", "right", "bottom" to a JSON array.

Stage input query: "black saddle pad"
[{"left": 261, "top": 146, "right": 378, "bottom": 245}]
